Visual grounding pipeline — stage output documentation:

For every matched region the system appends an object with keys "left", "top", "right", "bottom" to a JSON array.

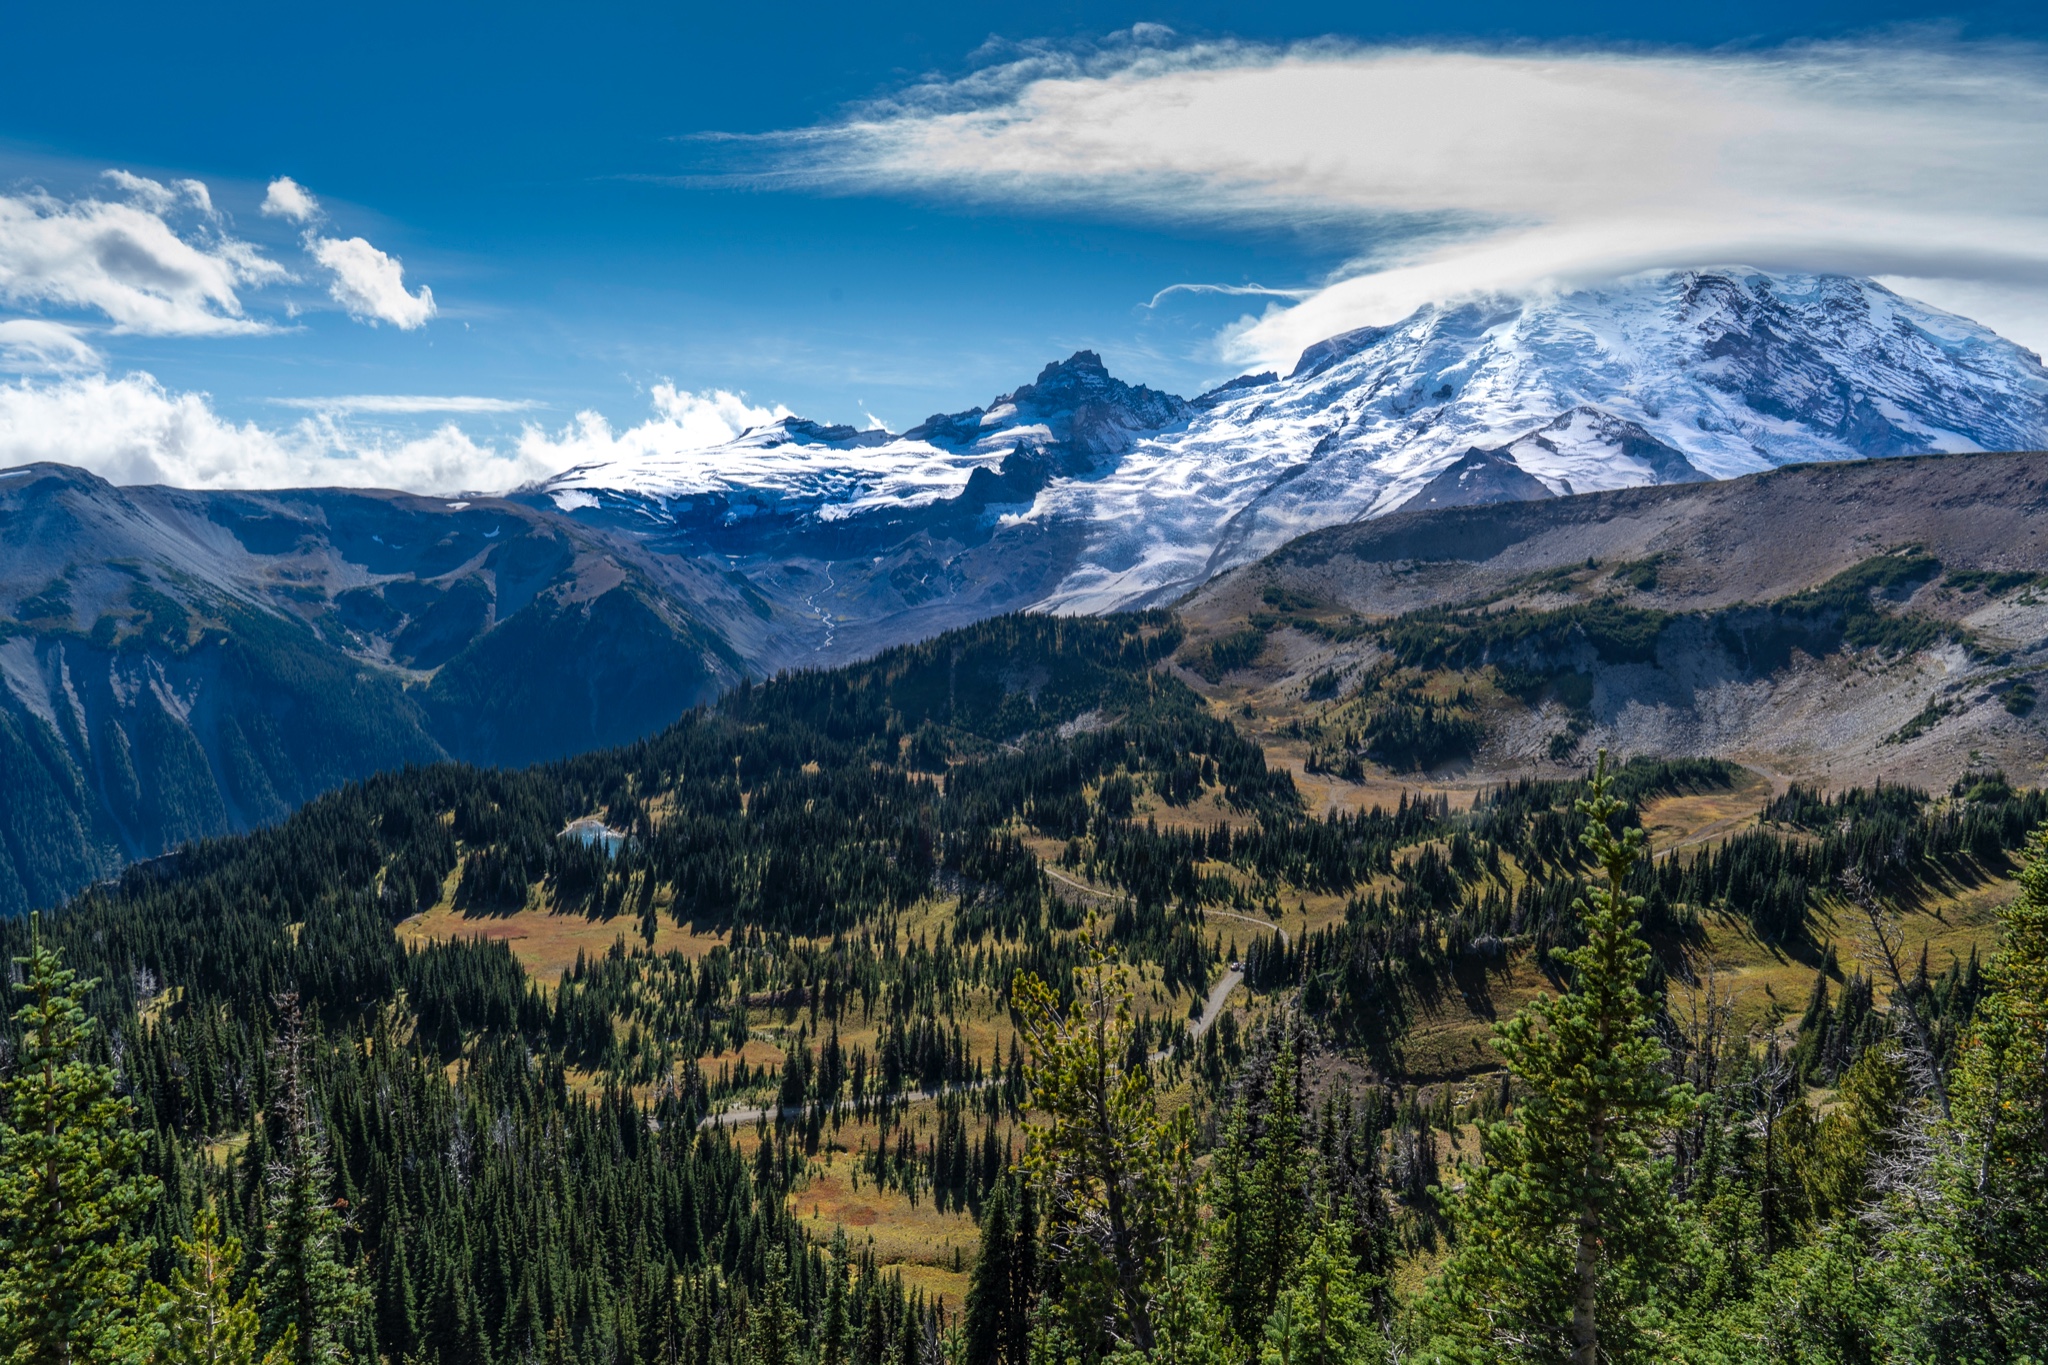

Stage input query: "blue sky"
[{"left": 3, "top": 0, "right": 2046, "bottom": 491}]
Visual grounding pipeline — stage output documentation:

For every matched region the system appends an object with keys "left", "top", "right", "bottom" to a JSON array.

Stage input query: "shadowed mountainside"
[{"left": 0, "top": 463, "right": 777, "bottom": 911}]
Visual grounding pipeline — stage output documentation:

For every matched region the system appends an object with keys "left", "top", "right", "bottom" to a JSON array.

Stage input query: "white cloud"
[
  {"left": 0, "top": 372, "right": 560, "bottom": 493},
  {"left": 260, "top": 176, "right": 321, "bottom": 223},
  {"left": 508, "top": 386, "right": 791, "bottom": 472},
  {"left": 773, "top": 36, "right": 2048, "bottom": 367},
  {"left": 271, "top": 394, "right": 543, "bottom": 414},
  {"left": 307, "top": 234, "right": 436, "bottom": 329},
  {"left": 0, "top": 371, "right": 808, "bottom": 496},
  {"left": 0, "top": 187, "right": 286, "bottom": 336},
  {"left": 646, "top": 384, "right": 790, "bottom": 444},
  {"left": 100, "top": 170, "right": 215, "bottom": 219},
  {"left": 0, "top": 319, "right": 102, "bottom": 373}
]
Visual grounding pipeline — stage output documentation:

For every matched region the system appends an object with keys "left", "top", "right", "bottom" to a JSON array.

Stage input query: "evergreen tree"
[
  {"left": 1012, "top": 937, "right": 1197, "bottom": 1355},
  {"left": 0, "top": 918, "right": 160, "bottom": 1365},
  {"left": 149, "top": 1203, "right": 294, "bottom": 1365},
  {"left": 741, "top": 1251, "right": 803, "bottom": 1365},
  {"left": 1257, "top": 1220, "right": 1383, "bottom": 1365},
  {"left": 1878, "top": 827, "right": 2048, "bottom": 1359},
  {"left": 1148, "top": 1249, "right": 1229, "bottom": 1365},
  {"left": 370, "top": 1215, "right": 417, "bottom": 1364},
  {"left": 962, "top": 1174, "right": 1034, "bottom": 1365},
  {"left": 1204, "top": 1097, "right": 1261, "bottom": 1344},
  {"left": 257, "top": 1000, "right": 366, "bottom": 1365},
  {"left": 820, "top": 1229, "right": 851, "bottom": 1365},
  {"left": 1248, "top": 1039, "right": 1310, "bottom": 1326},
  {"left": 1207, "top": 1037, "right": 1311, "bottom": 1348},
  {"left": 1420, "top": 756, "right": 1694, "bottom": 1365}
]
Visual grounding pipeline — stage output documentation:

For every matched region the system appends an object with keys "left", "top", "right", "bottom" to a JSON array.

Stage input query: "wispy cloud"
[
  {"left": 1143, "top": 282, "right": 1316, "bottom": 309},
  {"left": 0, "top": 319, "right": 102, "bottom": 373},
  {"left": 270, "top": 394, "right": 544, "bottom": 415},
  {"left": 102, "top": 170, "right": 216, "bottom": 219},
  {"left": 751, "top": 33, "right": 2048, "bottom": 367}
]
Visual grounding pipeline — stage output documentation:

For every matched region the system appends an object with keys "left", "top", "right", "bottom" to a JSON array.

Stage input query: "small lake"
[{"left": 562, "top": 818, "right": 626, "bottom": 857}]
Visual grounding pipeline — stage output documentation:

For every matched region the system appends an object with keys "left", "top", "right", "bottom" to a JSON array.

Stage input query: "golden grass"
[
  {"left": 702, "top": 1038, "right": 792, "bottom": 1071},
  {"left": 704, "top": 1130, "right": 983, "bottom": 1309},
  {"left": 389, "top": 764, "right": 2021, "bottom": 1289},
  {"left": 197, "top": 1130, "right": 250, "bottom": 1169},
  {"left": 1641, "top": 771, "right": 1773, "bottom": 858},
  {"left": 397, "top": 901, "right": 729, "bottom": 985}
]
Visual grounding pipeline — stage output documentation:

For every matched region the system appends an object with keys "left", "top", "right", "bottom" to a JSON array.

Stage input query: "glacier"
[{"left": 528, "top": 270, "right": 2048, "bottom": 632}]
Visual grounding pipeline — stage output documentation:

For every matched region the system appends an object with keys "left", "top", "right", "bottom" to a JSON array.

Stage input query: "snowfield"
[{"left": 535, "top": 270, "right": 2048, "bottom": 613}]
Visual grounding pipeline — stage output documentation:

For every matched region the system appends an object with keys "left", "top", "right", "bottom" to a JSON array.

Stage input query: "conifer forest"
[{"left": 3, "top": 612, "right": 2045, "bottom": 1365}]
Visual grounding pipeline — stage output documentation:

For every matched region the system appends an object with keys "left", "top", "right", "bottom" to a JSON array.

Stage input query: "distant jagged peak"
[
  {"left": 1393, "top": 445, "right": 1555, "bottom": 514},
  {"left": 910, "top": 348, "right": 1190, "bottom": 456},
  {"left": 1391, "top": 406, "right": 1708, "bottom": 515}
]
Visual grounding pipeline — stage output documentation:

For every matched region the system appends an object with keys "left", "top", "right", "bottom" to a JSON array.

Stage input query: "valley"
[
  {"left": 8, "top": 270, "right": 2048, "bottom": 921},
  {"left": 13, "top": 604, "right": 2028, "bottom": 1328},
  {"left": 5, "top": 268, "right": 2048, "bottom": 1365}
]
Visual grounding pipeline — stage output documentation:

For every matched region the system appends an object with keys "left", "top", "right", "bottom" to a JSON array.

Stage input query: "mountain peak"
[
  {"left": 1035, "top": 350, "right": 1107, "bottom": 383},
  {"left": 523, "top": 269, "right": 2048, "bottom": 626}
]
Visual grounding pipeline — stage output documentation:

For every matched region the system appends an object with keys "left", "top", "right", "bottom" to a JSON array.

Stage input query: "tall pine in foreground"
[
  {"left": 962, "top": 1173, "right": 1036, "bottom": 1365},
  {"left": 1421, "top": 755, "right": 1693, "bottom": 1365},
  {"left": 258, "top": 998, "right": 366, "bottom": 1365},
  {"left": 1877, "top": 826, "right": 2048, "bottom": 1359},
  {"left": 1012, "top": 935, "right": 1197, "bottom": 1356},
  {"left": 0, "top": 916, "right": 160, "bottom": 1365}
]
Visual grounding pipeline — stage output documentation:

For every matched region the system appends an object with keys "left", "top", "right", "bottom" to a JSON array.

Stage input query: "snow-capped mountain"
[
  {"left": 539, "top": 353, "right": 1187, "bottom": 524},
  {"left": 527, "top": 270, "right": 2048, "bottom": 646},
  {"left": 1033, "top": 270, "right": 2048, "bottom": 609}
]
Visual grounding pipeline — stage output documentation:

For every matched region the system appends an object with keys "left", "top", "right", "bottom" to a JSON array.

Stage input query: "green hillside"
[{"left": 2, "top": 611, "right": 2043, "bottom": 1363}]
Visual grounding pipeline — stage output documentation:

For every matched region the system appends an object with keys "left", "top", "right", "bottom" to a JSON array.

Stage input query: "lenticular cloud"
[{"left": 766, "top": 36, "right": 2048, "bottom": 365}]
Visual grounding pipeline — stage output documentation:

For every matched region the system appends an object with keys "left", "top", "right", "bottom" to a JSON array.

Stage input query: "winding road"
[
  {"left": 695, "top": 870, "right": 1295, "bottom": 1129},
  {"left": 1039, "top": 866, "right": 1293, "bottom": 1046}
]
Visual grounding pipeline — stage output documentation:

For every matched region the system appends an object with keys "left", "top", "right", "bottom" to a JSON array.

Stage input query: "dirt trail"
[{"left": 699, "top": 880, "right": 1292, "bottom": 1127}]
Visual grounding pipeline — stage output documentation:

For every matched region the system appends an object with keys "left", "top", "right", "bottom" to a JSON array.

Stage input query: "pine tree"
[
  {"left": 820, "top": 1228, "right": 850, "bottom": 1365},
  {"left": 1248, "top": 1038, "right": 1310, "bottom": 1324},
  {"left": 1204, "top": 1096, "right": 1261, "bottom": 1343},
  {"left": 741, "top": 1251, "right": 803, "bottom": 1365},
  {"left": 1012, "top": 935, "right": 1197, "bottom": 1354},
  {"left": 1878, "top": 826, "right": 2048, "bottom": 1358},
  {"left": 1149, "top": 1247, "right": 1228, "bottom": 1365},
  {"left": 1257, "top": 1220, "right": 1382, "bottom": 1365},
  {"left": 149, "top": 1203, "right": 294, "bottom": 1365},
  {"left": 1420, "top": 755, "right": 1694, "bottom": 1365},
  {"left": 1208, "top": 1036, "right": 1311, "bottom": 1347},
  {"left": 370, "top": 1212, "right": 417, "bottom": 1363},
  {"left": 0, "top": 918, "right": 161, "bottom": 1365},
  {"left": 257, "top": 998, "right": 366, "bottom": 1365},
  {"left": 962, "top": 1173, "right": 1034, "bottom": 1365}
]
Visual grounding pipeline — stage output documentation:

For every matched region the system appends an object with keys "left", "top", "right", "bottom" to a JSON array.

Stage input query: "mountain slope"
[
  {"left": 0, "top": 464, "right": 776, "bottom": 911},
  {"left": 7, "top": 269, "right": 2048, "bottom": 909},
  {"left": 1034, "top": 271, "right": 2048, "bottom": 609},
  {"left": 522, "top": 350, "right": 1195, "bottom": 663},
  {"left": 1179, "top": 449, "right": 2048, "bottom": 792}
]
